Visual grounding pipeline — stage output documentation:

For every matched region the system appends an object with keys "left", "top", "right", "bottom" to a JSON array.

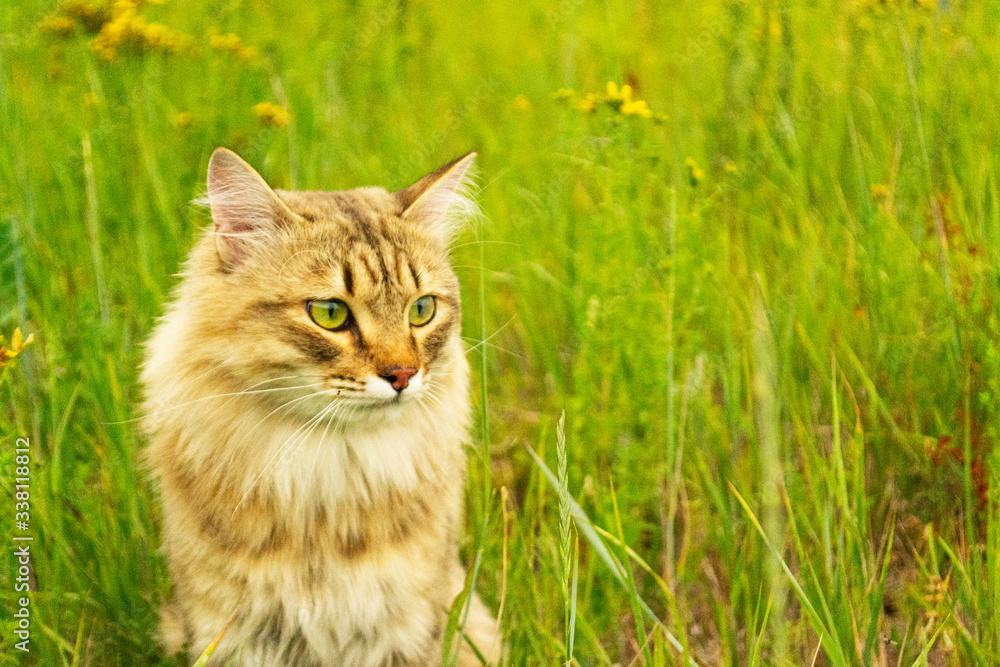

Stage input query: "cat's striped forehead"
[
  {"left": 274, "top": 187, "right": 451, "bottom": 304},
  {"left": 324, "top": 234, "right": 431, "bottom": 319}
]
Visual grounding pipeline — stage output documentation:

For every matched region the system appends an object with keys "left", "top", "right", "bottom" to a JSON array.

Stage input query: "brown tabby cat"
[{"left": 142, "top": 147, "right": 500, "bottom": 666}]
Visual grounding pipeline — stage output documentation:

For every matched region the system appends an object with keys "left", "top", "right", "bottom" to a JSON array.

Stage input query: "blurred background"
[{"left": 1, "top": 0, "right": 999, "bottom": 665}]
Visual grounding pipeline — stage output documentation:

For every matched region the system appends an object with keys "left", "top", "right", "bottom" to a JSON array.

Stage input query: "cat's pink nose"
[{"left": 381, "top": 366, "right": 417, "bottom": 391}]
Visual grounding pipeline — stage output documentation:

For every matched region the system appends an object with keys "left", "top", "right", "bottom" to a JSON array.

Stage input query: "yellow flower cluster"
[
  {"left": 39, "top": 0, "right": 191, "bottom": 62},
  {"left": 554, "top": 82, "right": 667, "bottom": 123},
  {"left": 44, "top": 0, "right": 111, "bottom": 34},
  {"left": 91, "top": 1, "right": 187, "bottom": 60},
  {"left": 0, "top": 329, "right": 34, "bottom": 372},
  {"left": 870, "top": 183, "right": 890, "bottom": 202},
  {"left": 685, "top": 156, "right": 705, "bottom": 185},
  {"left": 38, "top": 14, "right": 76, "bottom": 36},
  {"left": 210, "top": 33, "right": 258, "bottom": 64},
  {"left": 174, "top": 111, "right": 194, "bottom": 130},
  {"left": 253, "top": 102, "right": 291, "bottom": 128},
  {"left": 751, "top": 19, "right": 783, "bottom": 42},
  {"left": 512, "top": 94, "right": 532, "bottom": 112}
]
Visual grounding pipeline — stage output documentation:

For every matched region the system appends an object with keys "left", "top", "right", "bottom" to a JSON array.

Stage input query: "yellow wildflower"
[
  {"left": 143, "top": 22, "right": 183, "bottom": 51},
  {"left": 89, "top": 7, "right": 141, "bottom": 60},
  {"left": 724, "top": 161, "right": 739, "bottom": 174},
  {"left": 572, "top": 180, "right": 593, "bottom": 213},
  {"left": 175, "top": 111, "right": 194, "bottom": 130},
  {"left": 556, "top": 82, "right": 666, "bottom": 121},
  {"left": 58, "top": 0, "right": 111, "bottom": 33},
  {"left": 604, "top": 81, "right": 623, "bottom": 110},
  {"left": 512, "top": 94, "right": 532, "bottom": 112},
  {"left": 83, "top": 92, "right": 99, "bottom": 108},
  {"left": 211, "top": 33, "right": 256, "bottom": 63},
  {"left": 88, "top": 3, "right": 187, "bottom": 61},
  {"left": 0, "top": 329, "right": 34, "bottom": 371},
  {"left": 236, "top": 46, "right": 258, "bottom": 63},
  {"left": 254, "top": 102, "right": 291, "bottom": 128},
  {"left": 685, "top": 156, "right": 705, "bottom": 186},
  {"left": 553, "top": 88, "right": 576, "bottom": 102},
  {"left": 38, "top": 14, "right": 76, "bottom": 36},
  {"left": 870, "top": 183, "right": 890, "bottom": 202},
  {"left": 210, "top": 33, "right": 243, "bottom": 51},
  {"left": 621, "top": 99, "right": 653, "bottom": 118}
]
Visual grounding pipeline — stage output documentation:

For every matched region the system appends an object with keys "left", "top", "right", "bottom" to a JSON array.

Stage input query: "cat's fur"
[{"left": 142, "top": 148, "right": 499, "bottom": 666}]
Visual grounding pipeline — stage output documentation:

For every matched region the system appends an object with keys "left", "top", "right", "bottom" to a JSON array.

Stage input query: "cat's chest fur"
[{"left": 154, "top": 380, "right": 470, "bottom": 665}]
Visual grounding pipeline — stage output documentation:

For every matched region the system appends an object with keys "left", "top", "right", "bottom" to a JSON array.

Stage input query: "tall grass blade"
[
  {"left": 523, "top": 442, "right": 700, "bottom": 666},
  {"left": 729, "top": 481, "right": 848, "bottom": 667}
]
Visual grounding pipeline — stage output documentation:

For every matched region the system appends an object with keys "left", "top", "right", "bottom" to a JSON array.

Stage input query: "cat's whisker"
[
  {"left": 449, "top": 265, "right": 512, "bottom": 277},
  {"left": 104, "top": 359, "right": 232, "bottom": 424},
  {"left": 196, "top": 377, "right": 325, "bottom": 439},
  {"left": 234, "top": 397, "right": 341, "bottom": 515},
  {"left": 341, "top": 403, "right": 363, "bottom": 435},
  {"left": 274, "top": 400, "right": 340, "bottom": 473},
  {"left": 320, "top": 399, "right": 362, "bottom": 453},
  {"left": 414, "top": 399, "right": 437, "bottom": 426},
  {"left": 421, "top": 395, "right": 445, "bottom": 415},
  {"left": 220, "top": 390, "right": 334, "bottom": 475},
  {"left": 458, "top": 337, "right": 524, "bottom": 361},
  {"left": 419, "top": 384, "right": 447, "bottom": 413},
  {"left": 198, "top": 381, "right": 326, "bottom": 414},
  {"left": 274, "top": 398, "right": 358, "bottom": 481},
  {"left": 308, "top": 399, "right": 348, "bottom": 473},
  {"left": 137, "top": 376, "right": 325, "bottom": 423},
  {"left": 296, "top": 397, "right": 354, "bottom": 456},
  {"left": 172, "top": 381, "right": 330, "bottom": 442},
  {"left": 238, "top": 389, "right": 335, "bottom": 443},
  {"left": 415, "top": 387, "right": 451, "bottom": 435},
  {"left": 145, "top": 359, "right": 231, "bottom": 404},
  {"left": 440, "top": 316, "right": 517, "bottom": 369},
  {"left": 448, "top": 239, "right": 520, "bottom": 251}
]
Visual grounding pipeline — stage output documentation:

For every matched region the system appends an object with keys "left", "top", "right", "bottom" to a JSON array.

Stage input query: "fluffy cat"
[{"left": 141, "top": 147, "right": 500, "bottom": 666}]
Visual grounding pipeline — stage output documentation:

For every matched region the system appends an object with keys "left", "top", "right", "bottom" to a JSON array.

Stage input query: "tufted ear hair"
[
  {"left": 396, "top": 152, "right": 478, "bottom": 245},
  {"left": 201, "top": 147, "right": 296, "bottom": 268}
]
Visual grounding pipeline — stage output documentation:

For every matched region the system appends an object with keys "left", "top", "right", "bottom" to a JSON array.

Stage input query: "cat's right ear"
[
  {"left": 203, "top": 147, "right": 293, "bottom": 268},
  {"left": 396, "top": 152, "right": 478, "bottom": 245}
]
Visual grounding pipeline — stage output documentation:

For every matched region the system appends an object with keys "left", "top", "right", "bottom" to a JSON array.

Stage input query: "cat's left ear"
[
  {"left": 396, "top": 152, "right": 478, "bottom": 244},
  {"left": 204, "top": 147, "right": 296, "bottom": 268}
]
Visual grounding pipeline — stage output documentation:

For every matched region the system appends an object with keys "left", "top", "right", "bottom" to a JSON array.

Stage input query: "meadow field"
[{"left": 2, "top": 0, "right": 999, "bottom": 664}]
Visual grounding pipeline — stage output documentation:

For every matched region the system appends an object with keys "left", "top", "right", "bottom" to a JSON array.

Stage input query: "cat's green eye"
[
  {"left": 307, "top": 299, "right": 350, "bottom": 330},
  {"left": 409, "top": 295, "right": 436, "bottom": 327}
]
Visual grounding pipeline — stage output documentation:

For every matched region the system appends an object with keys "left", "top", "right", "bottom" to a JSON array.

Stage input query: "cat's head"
[{"left": 179, "top": 147, "right": 477, "bottom": 423}]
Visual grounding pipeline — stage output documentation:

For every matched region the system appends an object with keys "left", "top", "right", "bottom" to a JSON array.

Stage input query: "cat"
[{"left": 141, "top": 147, "right": 500, "bottom": 666}]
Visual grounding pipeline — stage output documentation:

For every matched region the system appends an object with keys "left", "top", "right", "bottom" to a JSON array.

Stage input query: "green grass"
[{"left": 2, "top": 0, "right": 1000, "bottom": 664}]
